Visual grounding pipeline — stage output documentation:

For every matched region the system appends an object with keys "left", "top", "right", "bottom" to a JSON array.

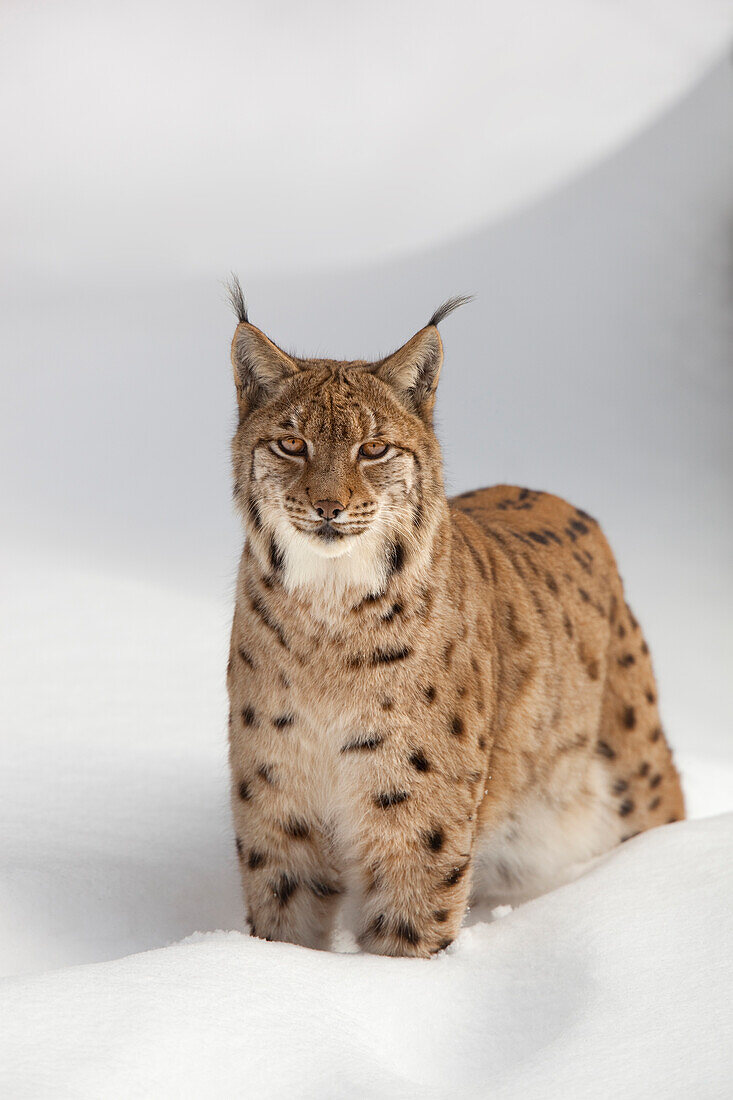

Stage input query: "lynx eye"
[
  {"left": 359, "top": 440, "right": 389, "bottom": 459},
  {"left": 278, "top": 436, "right": 307, "bottom": 456}
]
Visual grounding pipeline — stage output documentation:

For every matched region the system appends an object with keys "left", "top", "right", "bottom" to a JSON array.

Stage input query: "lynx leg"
[
  {"left": 339, "top": 740, "right": 479, "bottom": 958},
  {"left": 233, "top": 805, "right": 342, "bottom": 950},
  {"left": 595, "top": 602, "right": 685, "bottom": 840}
]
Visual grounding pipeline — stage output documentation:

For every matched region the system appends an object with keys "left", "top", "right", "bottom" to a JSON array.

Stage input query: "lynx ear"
[
  {"left": 230, "top": 322, "right": 299, "bottom": 415},
  {"left": 373, "top": 326, "right": 444, "bottom": 418},
  {"left": 373, "top": 295, "right": 472, "bottom": 418}
]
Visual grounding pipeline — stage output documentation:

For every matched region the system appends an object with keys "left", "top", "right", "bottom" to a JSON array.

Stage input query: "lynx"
[{"left": 225, "top": 278, "right": 684, "bottom": 957}]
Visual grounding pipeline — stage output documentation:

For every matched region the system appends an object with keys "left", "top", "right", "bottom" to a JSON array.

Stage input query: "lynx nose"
[{"left": 314, "top": 499, "right": 345, "bottom": 521}]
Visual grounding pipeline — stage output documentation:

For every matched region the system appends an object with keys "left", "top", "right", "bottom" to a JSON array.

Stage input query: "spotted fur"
[{"left": 227, "top": 291, "right": 684, "bottom": 956}]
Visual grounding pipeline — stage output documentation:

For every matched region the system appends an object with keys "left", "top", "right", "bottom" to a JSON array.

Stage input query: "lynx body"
[{"left": 226, "top": 285, "right": 684, "bottom": 957}]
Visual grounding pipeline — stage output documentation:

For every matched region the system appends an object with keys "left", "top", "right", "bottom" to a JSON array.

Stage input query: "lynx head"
[{"left": 227, "top": 278, "right": 470, "bottom": 595}]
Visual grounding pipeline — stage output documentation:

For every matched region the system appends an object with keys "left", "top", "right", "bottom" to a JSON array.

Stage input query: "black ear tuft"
[
  {"left": 428, "top": 295, "right": 473, "bottom": 328},
  {"left": 226, "top": 274, "right": 248, "bottom": 324}
]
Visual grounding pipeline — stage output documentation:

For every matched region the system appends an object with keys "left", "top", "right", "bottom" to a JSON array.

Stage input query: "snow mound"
[{"left": 1, "top": 815, "right": 731, "bottom": 1099}]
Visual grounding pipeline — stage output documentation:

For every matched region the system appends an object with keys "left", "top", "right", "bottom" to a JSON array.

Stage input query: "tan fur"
[{"left": 226, "top": 307, "right": 684, "bottom": 957}]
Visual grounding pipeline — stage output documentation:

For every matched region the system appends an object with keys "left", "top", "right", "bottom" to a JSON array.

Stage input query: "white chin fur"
[
  {"left": 273, "top": 516, "right": 387, "bottom": 596},
  {"left": 303, "top": 535, "right": 354, "bottom": 560}
]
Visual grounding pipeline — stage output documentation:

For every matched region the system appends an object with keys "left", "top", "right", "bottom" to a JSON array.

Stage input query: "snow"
[
  {"left": 1, "top": 554, "right": 732, "bottom": 1096},
  {"left": 1, "top": 818, "right": 731, "bottom": 1098}
]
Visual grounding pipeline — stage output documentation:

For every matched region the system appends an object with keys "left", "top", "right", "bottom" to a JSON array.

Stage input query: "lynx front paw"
[{"left": 357, "top": 908, "right": 458, "bottom": 958}]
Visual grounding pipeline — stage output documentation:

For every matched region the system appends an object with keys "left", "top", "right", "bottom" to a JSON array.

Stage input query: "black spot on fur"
[
  {"left": 238, "top": 779, "right": 251, "bottom": 801},
  {"left": 618, "top": 799, "right": 634, "bottom": 817},
  {"left": 352, "top": 591, "right": 384, "bottom": 612},
  {"left": 396, "top": 919, "right": 420, "bottom": 946},
  {"left": 257, "top": 764, "right": 275, "bottom": 785},
  {"left": 617, "top": 654, "right": 636, "bottom": 668},
  {"left": 273, "top": 714, "right": 294, "bottom": 729},
  {"left": 238, "top": 647, "right": 255, "bottom": 669},
  {"left": 250, "top": 593, "right": 288, "bottom": 648},
  {"left": 248, "top": 849, "right": 266, "bottom": 869},
  {"left": 372, "top": 913, "right": 386, "bottom": 935},
  {"left": 570, "top": 519, "right": 589, "bottom": 535},
  {"left": 578, "top": 588, "right": 591, "bottom": 603},
  {"left": 371, "top": 646, "right": 411, "bottom": 665},
  {"left": 613, "top": 779, "right": 629, "bottom": 794},
  {"left": 648, "top": 796, "right": 661, "bottom": 811},
  {"left": 341, "top": 733, "right": 384, "bottom": 753},
  {"left": 596, "top": 740, "right": 616, "bottom": 759},
  {"left": 545, "top": 573, "right": 559, "bottom": 595},
  {"left": 423, "top": 684, "right": 436, "bottom": 704},
  {"left": 645, "top": 688, "right": 656, "bottom": 704},
  {"left": 649, "top": 773, "right": 662, "bottom": 789},
  {"left": 268, "top": 536, "right": 285, "bottom": 575},
  {"left": 451, "top": 715, "right": 464, "bottom": 738},
  {"left": 381, "top": 602, "right": 403, "bottom": 623},
  {"left": 283, "top": 817, "right": 310, "bottom": 839},
  {"left": 572, "top": 551, "right": 592, "bottom": 574},
  {"left": 650, "top": 726, "right": 662, "bottom": 742},
  {"left": 443, "top": 861, "right": 470, "bottom": 887},
  {"left": 309, "top": 880, "right": 341, "bottom": 899},
  {"left": 434, "top": 909, "right": 449, "bottom": 923},
  {"left": 622, "top": 706, "right": 636, "bottom": 730},
  {"left": 273, "top": 873, "right": 298, "bottom": 906},
  {"left": 235, "top": 836, "right": 243, "bottom": 857},
  {"left": 387, "top": 540, "right": 406, "bottom": 578},
  {"left": 241, "top": 706, "right": 257, "bottom": 727},
  {"left": 478, "top": 736, "right": 487, "bottom": 751},
  {"left": 409, "top": 749, "right": 430, "bottom": 772},
  {"left": 374, "top": 790, "right": 410, "bottom": 809},
  {"left": 528, "top": 531, "right": 549, "bottom": 545},
  {"left": 638, "top": 761, "right": 651, "bottom": 778},
  {"left": 425, "top": 828, "right": 445, "bottom": 852},
  {"left": 435, "top": 938, "right": 453, "bottom": 952},
  {"left": 246, "top": 495, "right": 263, "bottom": 532}
]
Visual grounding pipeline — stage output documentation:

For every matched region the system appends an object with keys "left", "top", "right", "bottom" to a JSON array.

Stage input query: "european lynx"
[{"left": 226, "top": 280, "right": 684, "bottom": 957}]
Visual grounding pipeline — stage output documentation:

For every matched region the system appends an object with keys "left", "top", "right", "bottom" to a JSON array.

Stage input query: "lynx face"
[
  {"left": 228, "top": 302, "right": 460, "bottom": 590},
  {"left": 234, "top": 369, "right": 422, "bottom": 562}
]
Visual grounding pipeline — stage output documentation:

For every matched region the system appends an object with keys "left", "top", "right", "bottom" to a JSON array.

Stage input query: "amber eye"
[
  {"left": 359, "top": 441, "right": 389, "bottom": 459},
  {"left": 278, "top": 436, "right": 307, "bottom": 456}
]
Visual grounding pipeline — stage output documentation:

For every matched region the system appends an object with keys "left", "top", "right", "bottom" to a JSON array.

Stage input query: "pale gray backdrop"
[{"left": 1, "top": 39, "right": 731, "bottom": 762}]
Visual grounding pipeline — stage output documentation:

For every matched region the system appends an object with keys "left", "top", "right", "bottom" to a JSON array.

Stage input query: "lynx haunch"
[{"left": 226, "top": 279, "right": 684, "bottom": 957}]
